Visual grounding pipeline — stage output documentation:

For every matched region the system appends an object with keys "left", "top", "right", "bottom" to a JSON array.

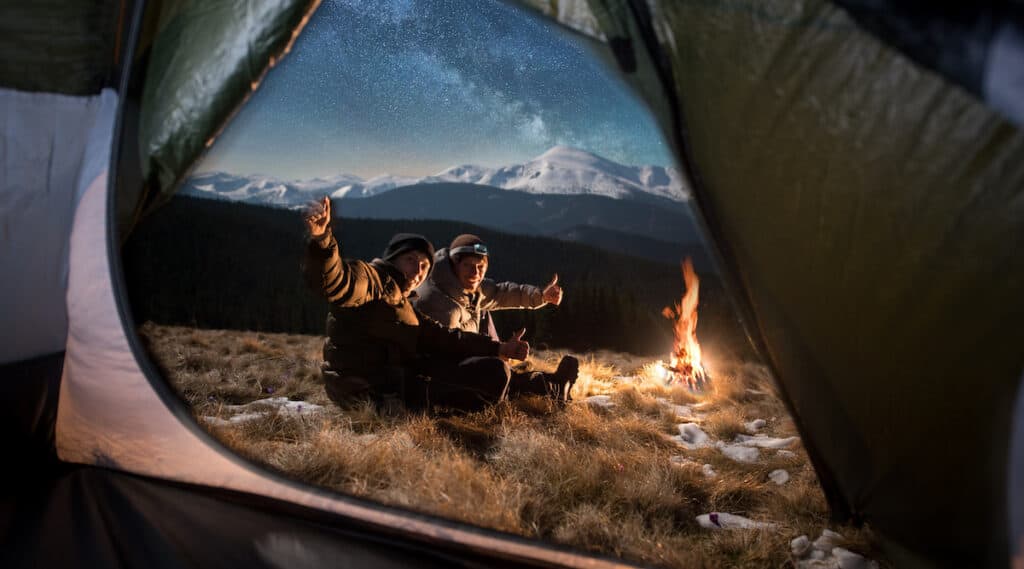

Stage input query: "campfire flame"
[{"left": 661, "top": 258, "right": 709, "bottom": 390}]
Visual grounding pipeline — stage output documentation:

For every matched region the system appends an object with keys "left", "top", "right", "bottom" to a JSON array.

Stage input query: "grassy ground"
[{"left": 139, "top": 322, "right": 886, "bottom": 568}]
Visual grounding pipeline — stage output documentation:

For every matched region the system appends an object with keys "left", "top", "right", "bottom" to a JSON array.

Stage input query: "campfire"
[{"left": 660, "top": 258, "right": 710, "bottom": 390}]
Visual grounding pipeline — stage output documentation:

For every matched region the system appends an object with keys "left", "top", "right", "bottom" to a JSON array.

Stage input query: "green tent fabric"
[
  {"left": 530, "top": 1, "right": 1024, "bottom": 566},
  {"left": 0, "top": 0, "right": 126, "bottom": 96},
  {"left": 122, "top": 0, "right": 321, "bottom": 236}
]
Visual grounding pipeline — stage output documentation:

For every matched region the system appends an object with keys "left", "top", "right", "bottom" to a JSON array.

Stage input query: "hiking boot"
[{"left": 547, "top": 355, "right": 579, "bottom": 403}]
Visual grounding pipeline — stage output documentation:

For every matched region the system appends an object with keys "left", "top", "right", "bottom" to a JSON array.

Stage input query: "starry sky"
[{"left": 197, "top": 0, "right": 676, "bottom": 179}]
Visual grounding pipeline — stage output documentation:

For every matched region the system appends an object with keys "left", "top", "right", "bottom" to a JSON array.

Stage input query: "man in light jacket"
[{"left": 414, "top": 234, "right": 578, "bottom": 401}]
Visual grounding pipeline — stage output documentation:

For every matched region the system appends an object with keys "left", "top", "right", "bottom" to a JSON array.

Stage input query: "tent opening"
[{"left": 114, "top": 1, "right": 890, "bottom": 567}]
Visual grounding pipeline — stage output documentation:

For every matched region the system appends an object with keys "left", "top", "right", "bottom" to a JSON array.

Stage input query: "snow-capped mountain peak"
[{"left": 183, "top": 146, "right": 688, "bottom": 208}]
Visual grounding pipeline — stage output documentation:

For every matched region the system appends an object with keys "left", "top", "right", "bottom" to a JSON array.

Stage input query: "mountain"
[
  {"left": 184, "top": 146, "right": 689, "bottom": 207},
  {"left": 422, "top": 146, "right": 688, "bottom": 202},
  {"left": 337, "top": 183, "right": 700, "bottom": 246}
]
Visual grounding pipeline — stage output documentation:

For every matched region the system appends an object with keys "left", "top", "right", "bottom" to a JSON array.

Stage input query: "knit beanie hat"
[
  {"left": 382, "top": 233, "right": 435, "bottom": 267},
  {"left": 448, "top": 234, "right": 488, "bottom": 258}
]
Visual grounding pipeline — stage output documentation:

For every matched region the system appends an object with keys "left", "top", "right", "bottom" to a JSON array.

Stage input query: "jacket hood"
[{"left": 429, "top": 248, "right": 470, "bottom": 301}]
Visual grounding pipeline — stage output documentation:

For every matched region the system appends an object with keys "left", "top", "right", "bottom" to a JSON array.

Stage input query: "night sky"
[{"left": 198, "top": 0, "right": 675, "bottom": 179}]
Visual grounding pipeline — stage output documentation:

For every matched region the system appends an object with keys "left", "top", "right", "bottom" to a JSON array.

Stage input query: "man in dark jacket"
[
  {"left": 414, "top": 234, "right": 578, "bottom": 401},
  {"left": 303, "top": 197, "right": 528, "bottom": 412}
]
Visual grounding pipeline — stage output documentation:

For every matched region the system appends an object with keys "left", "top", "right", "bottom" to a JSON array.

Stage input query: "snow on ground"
[
  {"left": 744, "top": 418, "right": 766, "bottom": 432},
  {"left": 715, "top": 441, "right": 760, "bottom": 462},
  {"left": 672, "top": 423, "right": 711, "bottom": 449},
  {"left": 669, "top": 456, "right": 717, "bottom": 478},
  {"left": 769, "top": 469, "right": 790, "bottom": 485},
  {"left": 734, "top": 433, "right": 799, "bottom": 448},
  {"left": 656, "top": 397, "right": 703, "bottom": 421},
  {"left": 201, "top": 397, "right": 324, "bottom": 426},
  {"left": 791, "top": 530, "right": 879, "bottom": 569},
  {"left": 584, "top": 395, "right": 616, "bottom": 409},
  {"left": 697, "top": 512, "right": 776, "bottom": 530}
]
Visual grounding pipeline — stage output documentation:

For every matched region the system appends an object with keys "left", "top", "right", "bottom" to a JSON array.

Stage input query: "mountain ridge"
[{"left": 187, "top": 146, "right": 689, "bottom": 207}]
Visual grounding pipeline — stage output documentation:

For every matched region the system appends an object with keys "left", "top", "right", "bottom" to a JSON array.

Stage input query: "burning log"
[{"left": 662, "top": 258, "right": 710, "bottom": 390}]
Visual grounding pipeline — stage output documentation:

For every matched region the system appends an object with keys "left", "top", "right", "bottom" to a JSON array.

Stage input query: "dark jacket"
[
  {"left": 304, "top": 230, "right": 500, "bottom": 394},
  {"left": 413, "top": 247, "right": 547, "bottom": 335}
]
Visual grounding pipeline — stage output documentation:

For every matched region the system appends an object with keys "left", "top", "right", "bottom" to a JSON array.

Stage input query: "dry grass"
[{"left": 139, "top": 322, "right": 888, "bottom": 568}]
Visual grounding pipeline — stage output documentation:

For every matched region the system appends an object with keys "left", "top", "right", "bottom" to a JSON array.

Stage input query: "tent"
[{"left": 3, "top": 0, "right": 1022, "bottom": 567}]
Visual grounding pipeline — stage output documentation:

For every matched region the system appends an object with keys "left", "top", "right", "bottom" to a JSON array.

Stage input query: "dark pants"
[
  {"left": 324, "top": 357, "right": 554, "bottom": 413},
  {"left": 415, "top": 356, "right": 511, "bottom": 412}
]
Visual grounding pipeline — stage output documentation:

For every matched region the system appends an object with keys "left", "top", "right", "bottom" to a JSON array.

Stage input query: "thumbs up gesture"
[
  {"left": 541, "top": 273, "right": 563, "bottom": 306},
  {"left": 498, "top": 327, "right": 530, "bottom": 361}
]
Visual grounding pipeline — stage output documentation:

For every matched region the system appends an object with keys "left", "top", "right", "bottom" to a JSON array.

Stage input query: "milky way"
[{"left": 199, "top": 0, "right": 675, "bottom": 178}]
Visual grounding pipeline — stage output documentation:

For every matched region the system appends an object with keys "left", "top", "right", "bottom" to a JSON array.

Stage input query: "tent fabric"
[
  {"left": 0, "top": 1, "right": 125, "bottom": 96},
  {"left": 986, "top": 18, "right": 1024, "bottom": 126},
  {"left": 1012, "top": 374, "right": 1024, "bottom": 563},
  {"left": 834, "top": 0, "right": 1024, "bottom": 128},
  {"left": 0, "top": 466, "right": 538, "bottom": 569},
  {"left": 129, "top": 0, "right": 320, "bottom": 235},
  {"left": 0, "top": 88, "right": 118, "bottom": 364},
  {"left": 540, "top": 0, "right": 1023, "bottom": 566}
]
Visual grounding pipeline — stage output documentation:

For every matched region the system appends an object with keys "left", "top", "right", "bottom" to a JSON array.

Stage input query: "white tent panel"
[{"left": 0, "top": 88, "right": 117, "bottom": 364}]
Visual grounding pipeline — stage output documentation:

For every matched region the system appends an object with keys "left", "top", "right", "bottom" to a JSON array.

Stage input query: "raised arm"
[
  {"left": 302, "top": 196, "right": 380, "bottom": 306},
  {"left": 480, "top": 273, "right": 562, "bottom": 311}
]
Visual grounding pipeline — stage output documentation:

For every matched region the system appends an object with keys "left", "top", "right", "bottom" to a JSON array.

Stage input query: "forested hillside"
[{"left": 122, "top": 196, "right": 752, "bottom": 358}]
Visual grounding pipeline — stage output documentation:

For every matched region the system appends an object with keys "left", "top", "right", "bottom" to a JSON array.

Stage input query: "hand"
[
  {"left": 304, "top": 196, "right": 332, "bottom": 238},
  {"left": 541, "top": 273, "right": 562, "bottom": 306},
  {"left": 498, "top": 328, "right": 529, "bottom": 361}
]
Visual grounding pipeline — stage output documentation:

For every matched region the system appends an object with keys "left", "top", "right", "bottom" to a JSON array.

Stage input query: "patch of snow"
[
  {"left": 226, "top": 397, "right": 324, "bottom": 416},
  {"left": 791, "top": 535, "right": 811, "bottom": 556},
  {"left": 769, "top": 469, "right": 790, "bottom": 485},
  {"left": 744, "top": 418, "right": 766, "bottom": 433},
  {"left": 833, "top": 547, "right": 879, "bottom": 569},
  {"left": 792, "top": 530, "right": 879, "bottom": 569},
  {"left": 655, "top": 397, "right": 703, "bottom": 421},
  {"left": 777, "top": 450, "right": 797, "bottom": 458},
  {"left": 668, "top": 456, "right": 717, "bottom": 478},
  {"left": 696, "top": 512, "right": 777, "bottom": 530},
  {"left": 585, "top": 395, "right": 615, "bottom": 409},
  {"left": 734, "top": 433, "right": 798, "bottom": 448},
  {"left": 202, "top": 397, "right": 324, "bottom": 427},
  {"left": 813, "top": 529, "right": 844, "bottom": 551},
  {"left": 672, "top": 423, "right": 711, "bottom": 449},
  {"left": 201, "top": 412, "right": 266, "bottom": 426},
  {"left": 716, "top": 441, "right": 760, "bottom": 462}
]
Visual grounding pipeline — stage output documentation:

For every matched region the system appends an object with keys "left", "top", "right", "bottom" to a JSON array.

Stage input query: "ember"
[{"left": 662, "top": 258, "right": 710, "bottom": 390}]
